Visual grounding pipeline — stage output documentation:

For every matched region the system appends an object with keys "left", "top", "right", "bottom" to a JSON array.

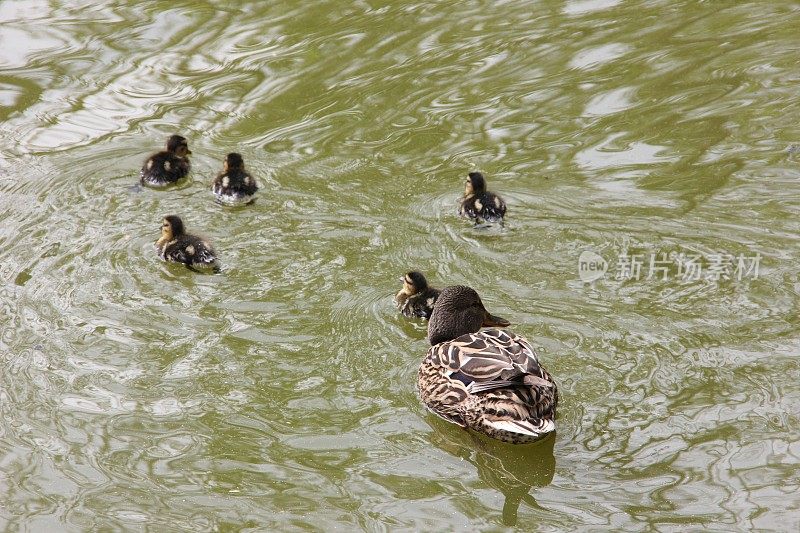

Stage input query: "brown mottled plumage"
[{"left": 419, "top": 286, "right": 557, "bottom": 443}]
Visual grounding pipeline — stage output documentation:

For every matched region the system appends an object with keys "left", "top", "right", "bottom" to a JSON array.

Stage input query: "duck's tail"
[{"left": 484, "top": 418, "right": 555, "bottom": 443}]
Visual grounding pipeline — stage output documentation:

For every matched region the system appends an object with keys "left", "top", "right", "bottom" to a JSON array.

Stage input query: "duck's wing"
[
  {"left": 422, "top": 288, "right": 440, "bottom": 318},
  {"left": 459, "top": 195, "right": 478, "bottom": 219},
  {"left": 212, "top": 171, "right": 225, "bottom": 190},
  {"left": 162, "top": 241, "right": 188, "bottom": 263},
  {"left": 190, "top": 237, "right": 217, "bottom": 266},
  {"left": 243, "top": 172, "right": 259, "bottom": 194},
  {"left": 428, "top": 329, "right": 553, "bottom": 393},
  {"left": 477, "top": 192, "right": 506, "bottom": 222},
  {"left": 164, "top": 236, "right": 217, "bottom": 268},
  {"left": 141, "top": 152, "right": 166, "bottom": 183}
]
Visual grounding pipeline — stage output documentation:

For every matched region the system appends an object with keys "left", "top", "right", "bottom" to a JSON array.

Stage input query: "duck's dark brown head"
[
  {"left": 166, "top": 135, "right": 191, "bottom": 157},
  {"left": 223, "top": 152, "right": 245, "bottom": 172},
  {"left": 465, "top": 172, "right": 487, "bottom": 196},
  {"left": 427, "top": 285, "right": 509, "bottom": 345},
  {"left": 161, "top": 215, "right": 185, "bottom": 240},
  {"left": 400, "top": 271, "right": 430, "bottom": 295}
]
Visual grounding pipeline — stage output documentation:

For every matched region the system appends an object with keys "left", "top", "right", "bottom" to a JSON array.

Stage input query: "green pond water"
[{"left": 1, "top": 1, "right": 799, "bottom": 530}]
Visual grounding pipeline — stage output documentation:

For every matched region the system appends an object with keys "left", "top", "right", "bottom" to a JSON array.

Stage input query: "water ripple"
[{"left": 0, "top": 0, "right": 799, "bottom": 530}]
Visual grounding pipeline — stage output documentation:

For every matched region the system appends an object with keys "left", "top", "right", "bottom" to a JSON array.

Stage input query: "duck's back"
[
  {"left": 419, "top": 328, "right": 557, "bottom": 443},
  {"left": 141, "top": 151, "right": 190, "bottom": 186},
  {"left": 212, "top": 170, "right": 258, "bottom": 204},
  {"left": 460, "top": 191, "right": 506, "bottom": 222},
  {"left": 160, "top": 234, "right": 216, "bottom": 267}
]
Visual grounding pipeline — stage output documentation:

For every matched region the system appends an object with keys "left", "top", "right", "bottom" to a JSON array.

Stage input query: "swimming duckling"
[
  {"left": 419, "top": 285, "right": 557, "bottom": 444},
  {"left": 459, "top": 172, "right": 506, "bottom": 224},
  {"left": 140, "top": 135, "right": 192, "bottom": 187},
  {"left": 394, "top": 271, "right": 441, "bottom": 319},
  {"left": 212, "top": 152, "right": 259, "bottom": 206},
  {"left": 155, "top": 215, "right": 219, "bottom": 272}
]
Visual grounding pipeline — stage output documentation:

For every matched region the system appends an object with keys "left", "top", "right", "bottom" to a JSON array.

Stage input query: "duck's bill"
[{"left": 482, "top": 312, "right": 510, "bottom": 328}]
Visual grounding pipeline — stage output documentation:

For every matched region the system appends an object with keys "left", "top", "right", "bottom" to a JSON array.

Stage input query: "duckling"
[
  {"left": 459, "top": 172, "right": 506, "bottom": 223},
  {"left": 394, "top": 271, "right": 441, "bottom": 319},
  {"left": 140, "top": 135, "right": 192, "bottom": 187},
  {"left": 211, "top": 152, "right": 259, "bottom": 206},
  {"left": 419, "top": 285, "right": 557, "bottom": 444},
  {"left": 155, "top": 215, "right": 219, "bottom": 272}
]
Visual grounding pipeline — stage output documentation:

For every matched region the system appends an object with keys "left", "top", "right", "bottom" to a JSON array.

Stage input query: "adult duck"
[{"left": 418, "top": 285, "right": 557, "bottom": 443}]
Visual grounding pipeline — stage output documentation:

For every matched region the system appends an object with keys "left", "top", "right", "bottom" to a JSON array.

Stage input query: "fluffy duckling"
[
  {"left": 459, "top": 172, "right": 506, "bottom": 223},
  {"left": 394, "top": 271, "right": 441, "bottom": 319},
  {"left": 140, "top": 135, "right": 192, "bottom": 187},
  {"left": 212, "top": 152, "right": 259, "bottom": 206},
  {"left": 155, "top": 215, "right": 219, "bottom": 272},
  {"left": 419, "top": 286, "right": 557, "bottom": 444}
]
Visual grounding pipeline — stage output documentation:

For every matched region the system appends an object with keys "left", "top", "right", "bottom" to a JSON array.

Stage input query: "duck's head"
[
  {"left": 399, "top": 270, "right": 429, "bottom": 296},
  {"left": 428, "top": 285, "right": 510, "bottom": 345},
  {"left": 223, "top": 152, "right": 245, "bottom": 172},
  {"left": 166, "top": 135, "right": 191, "bottom": 157},
  {"left": 161, "top": 215, "right": 185, "bottom": 241},
  {"left": 465, "top": 172, "right": 487, "bottom": 196}
]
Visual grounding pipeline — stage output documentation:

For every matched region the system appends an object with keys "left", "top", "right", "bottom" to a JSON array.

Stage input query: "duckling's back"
[
  {"left": 161, "top": 234, "right": 217, "bottom": 268},
  {"left": 460, "top": 191, "right": 506, "bottom": 222},
  {"left": 141, "top": 151, "right": 191, "bottom": 186},
  {"left": 212, "top": 169, "right": 258, "bottom": 205}
]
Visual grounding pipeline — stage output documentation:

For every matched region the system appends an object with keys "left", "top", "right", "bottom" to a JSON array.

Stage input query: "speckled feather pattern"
[
  {"left": 157, "top": 234, "right": 217, "bottom": 268},
  {"left": 141, "top": 152, "right": 191, "bottom": 186},
  {"left": 212, "top": 169, "right": 258, "bottom": 205},
  {"left": 459, "top": 191, "right": 506, "bottom": 223},
  {"left": 419, "top": 328, "right": 557, "bottom": 443}
]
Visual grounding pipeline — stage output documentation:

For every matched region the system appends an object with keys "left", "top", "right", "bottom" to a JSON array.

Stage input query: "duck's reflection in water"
[{"left": 428, "top": 418, "right": 556, "bottom": 526}]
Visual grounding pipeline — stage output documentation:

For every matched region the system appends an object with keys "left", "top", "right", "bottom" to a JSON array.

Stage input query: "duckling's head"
[
  {"left": 465, "top": 172, "right": 487, "bottom": 196},
  {"left": 399, "top": 270, "right": 429, "bottom": 296},
  {"left": 166, "top": 135, "right": 191, "bottom": 157},
  {"left": 223, "top": 152, "right": 245, "bottom": 172},
  {"left": 428, "top": 285, "right": 509, "bottom": 345},
  {"left": 161, "top": 215, "right": 185, "bottom": 241}
]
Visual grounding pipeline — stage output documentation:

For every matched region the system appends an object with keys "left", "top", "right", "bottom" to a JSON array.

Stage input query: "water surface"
[{"left": 1, "top": 1, "right": 799, "bottom": 530}]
